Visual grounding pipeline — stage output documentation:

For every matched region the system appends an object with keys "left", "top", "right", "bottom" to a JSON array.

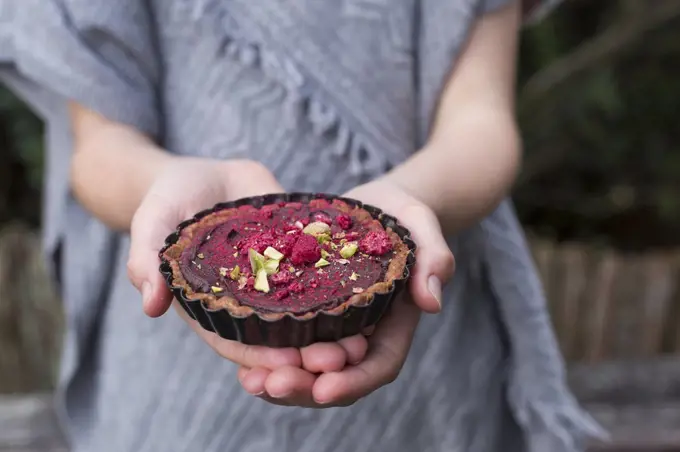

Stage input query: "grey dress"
[{"left": 0, "top": 0, "right": 602, "bottom": 451}]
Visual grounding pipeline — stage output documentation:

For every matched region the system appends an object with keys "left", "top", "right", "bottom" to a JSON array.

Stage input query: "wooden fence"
[
  {"left": 0, "top": 224, "right": 62, "bottom": 394},
  {"left": 532, "top": 237, "right": 680, "bottom": 363}
]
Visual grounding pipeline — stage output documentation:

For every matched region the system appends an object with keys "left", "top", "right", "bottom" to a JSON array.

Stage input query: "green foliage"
[
  {"left": 0, "top": 89, "right": 44, "bottom": 190},
  {"left": 515, "top": 1, "right": 680, "bottom": 251},
  {"left": 0, "top": 87, "right": 43, "bottom": 226}
]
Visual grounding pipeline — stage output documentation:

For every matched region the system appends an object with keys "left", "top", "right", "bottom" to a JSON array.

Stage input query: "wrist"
[
  {"left": 217, "top": 159, "right": 279, "bottom": 195},
  {"left": 221, "top": 158, "right": 271, "bottom": 176}
]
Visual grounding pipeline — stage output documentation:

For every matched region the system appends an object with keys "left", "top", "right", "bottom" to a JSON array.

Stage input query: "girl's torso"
[{"left": 62, "top": 2, "right": 522, "bottom": 451}]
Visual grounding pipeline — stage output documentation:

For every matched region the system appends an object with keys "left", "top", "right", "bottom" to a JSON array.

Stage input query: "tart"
[{"left": 159, "top": 193, "right": 415, "bottom": 348}]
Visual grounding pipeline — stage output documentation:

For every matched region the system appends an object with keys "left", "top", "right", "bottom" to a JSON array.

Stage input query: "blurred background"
[{"left": 1, "top": 0, "right": 680, "bottom": 450}]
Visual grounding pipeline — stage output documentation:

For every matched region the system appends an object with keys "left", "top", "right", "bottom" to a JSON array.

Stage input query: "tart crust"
[{"left": 161, "top": 198, "right": 410, "bottom": 321}]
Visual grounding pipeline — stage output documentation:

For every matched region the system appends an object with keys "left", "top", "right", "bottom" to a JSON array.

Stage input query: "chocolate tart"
[{"left": 158, "top": 193, "right": 416, "bottom": 348}]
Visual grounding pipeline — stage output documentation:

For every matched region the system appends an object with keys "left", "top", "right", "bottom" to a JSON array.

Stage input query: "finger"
[
  {"left": 128, "top": 193, "right": 178, "bottom": 317},
  {"left": 398, "top": 204, "right": 455, "bottom": 314},
  {"left": 174, "top": 303, "right": 302, "bottom": 369},
  {"left": 238, "top": 366, "right": 249, "bottom": 382},
  {"left": 300, "top": 342, "right": 348, "bottom": 373},
  {"left": 264, "top": 366, "right": 317, "bottom": 406},
  {"left": 206, "top": 332, "right": 302, "bottom": 369},
  {"left": 299, "top": 334, "right": 369, "bottom": 373},
  {"left": 238, "top": 366, "right": 270, "bottom": 396},
  {"left": 312, "top": 297, "right": 419, "bottom": 405},
  {"left": 254, "top": 393, "right": 294, "bottom": 407},
  {"left": 255, "top": 392, "right": 354, "bottom": 408},
  {"left": 337, "top": 334, "right": 369, "bottom": 365}
]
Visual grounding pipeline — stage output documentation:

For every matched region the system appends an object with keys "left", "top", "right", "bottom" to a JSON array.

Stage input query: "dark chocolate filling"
[{"left": 178, "top": 201, "right": 393, "bottom": 314}]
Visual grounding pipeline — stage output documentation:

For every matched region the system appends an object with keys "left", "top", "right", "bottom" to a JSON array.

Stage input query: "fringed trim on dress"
[
  {"left": 185, "top": 0, "right": 392, "bottom": 179},
  {"left": 481, "top": 200, "right": 607, "bottom": 451}
]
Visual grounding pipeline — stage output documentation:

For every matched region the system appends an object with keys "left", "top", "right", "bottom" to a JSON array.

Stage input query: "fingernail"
[
  {"left": 362, "top": 325, "right": 376, "bottom": 337},
  {"left": 141, "top": 281, "right": 152, "bottom": 306},
  {"left": 238, "top": 369, "right": 249, "bottom": 385},
  {"left": 428, "top": 275, "right": 442, "bottom": 312},
  {"left": 270, "top": 391, "right": 292, "bottom": 399}
]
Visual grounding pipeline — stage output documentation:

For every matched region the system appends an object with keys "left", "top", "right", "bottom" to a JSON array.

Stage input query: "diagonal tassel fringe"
[
  {"left": 186, "top": 0, "right": 388, "bottom": 178},
  {"left": 480, "top": 201, "right": 609, "bottom": 451},
  {"left": 508, "top": 378, "right": 608, "bottom": 451}
]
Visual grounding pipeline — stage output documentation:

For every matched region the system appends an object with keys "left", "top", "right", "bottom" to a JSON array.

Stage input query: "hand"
[
  {"left": 126, "top": 157, "right": 368, "bottom": 374},
  {"left": 237, "top": 179, "right": 455, "bottom": 406}
]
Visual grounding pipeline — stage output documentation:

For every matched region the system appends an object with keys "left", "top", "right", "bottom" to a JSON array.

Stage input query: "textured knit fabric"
[{"left": 0, "top": 0, "right": 602, "bottom": 451}]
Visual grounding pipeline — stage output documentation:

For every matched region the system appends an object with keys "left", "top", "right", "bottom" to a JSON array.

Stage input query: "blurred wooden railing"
[
  {"left": 531, "top": 236, "right": 680, "bottom": 363},
  {"left": 0, "top": 224, "right": 679, "bottom": 450},
  {"left": 0, "top": 224, "right": 62, "bottom": 394}
]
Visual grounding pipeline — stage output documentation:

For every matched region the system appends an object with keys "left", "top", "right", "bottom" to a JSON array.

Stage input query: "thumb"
[
  {"left": 127, "top": 194, "right": 176, "bottom": 317},
  {"left": 399, "top": 205, "right": 455, "bottom": 314}
]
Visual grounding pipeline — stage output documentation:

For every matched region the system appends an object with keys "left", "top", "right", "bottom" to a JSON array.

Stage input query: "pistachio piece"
[
  {"left": 303, "top": 221, "right": 331, "bottom": 237},
  {"left": 314, "top": 258, "right": 330, "bottom": 268},
  {"left": 352, "top": 287, "right": 364, "bottom": 294},
  {"left": 254, "top": 269, "right": 270, "bottom": 293},
  {"left": 264, "top": 246, "right": 284, "bottom": 261},
  {"left": 320, "top": 249, "right": 331, "bottom": 259},
  {"left": 229, "top": 265, "right": 241, "bottom": 280},
  {"left": 349, "top": 272, "right": 359, "bottom": 281},
  {"left": 211, "top": 286, "right": 224, "bottom": 293},
  {"left": 219, "top": 267, "right": 228, "bottom": 277},
  {"left": 248, "top": 248, "right": 265, "bottom": 274},
  {"left": 237, "top": 276, "right": 248, "bottom": 290},
  {"left": 330, "top": 242, "right": 339, "bottom": 250},
  {"left": 340, "top": 280, "right": 346, "bottom": 287},
  {"left": 233, "top": 252, "right": 239, "bottom": 258},
  {"left": 263, "top": 259, "right": 280, "bottom": 275},
  {"left": 339, "top": 242, "right": 358, "bottom": 259},
  {"left": 288, "top": 266, "right": 295, "bottom": 273}
]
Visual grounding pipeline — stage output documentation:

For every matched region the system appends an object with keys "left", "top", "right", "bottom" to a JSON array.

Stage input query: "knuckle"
[
  {"left": 374, "top": 344, "right": 404, "bottom": 385},
  {"left": 427, "top": 248, "right": 455, "bottom": 279},
  {"left": 129, "top": 204, "right": 149, "bottom": 236},
  {"left": 440, "top": 250, "right": 456, "bottom": 275},
  {"left": 385, "top": 371, "right": 399, "bottom": 385},
  {"left": 211, "top": 344, "right": 227, "bottom": 360},
  {"left": 401, "top": 203, "right": 432, "bottom": 220},
  {"left": 238, "top": 345, "right": 258, "bottom": 367},
  {"left": 126, "top": 258, "right": 141, "bottom": 287},
  {"left": 210, "top": 335, "right": 237, "bottom": 362},
  {"left": 384, "top": 361, "right": 402, "bottom": 384}
]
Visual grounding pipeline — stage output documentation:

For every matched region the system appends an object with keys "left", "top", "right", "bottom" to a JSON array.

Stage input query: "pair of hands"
[{"left": 127, "top": 158, "right": 455, "bottom": 407}]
